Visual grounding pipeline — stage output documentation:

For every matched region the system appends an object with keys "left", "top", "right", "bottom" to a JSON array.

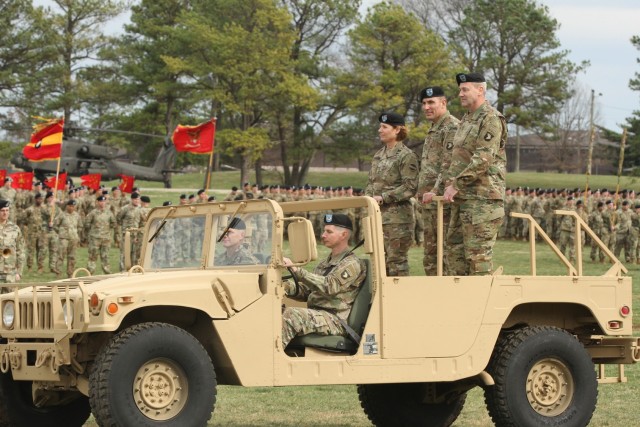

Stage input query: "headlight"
[
  {"left": 62, "top": 301, "right": 74, "bottom": 326},
  {"left": 2, "top": 301, "right": 15, "bottom": 329}
]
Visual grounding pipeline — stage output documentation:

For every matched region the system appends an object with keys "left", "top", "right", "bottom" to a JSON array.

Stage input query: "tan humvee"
[{"left": 0, "top": 196, "right": 637, "bottom": 427}]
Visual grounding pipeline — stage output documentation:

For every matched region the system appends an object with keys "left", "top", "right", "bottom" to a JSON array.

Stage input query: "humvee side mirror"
[{"left": 287, "top": 219, "right": 317, "bottom": 264}]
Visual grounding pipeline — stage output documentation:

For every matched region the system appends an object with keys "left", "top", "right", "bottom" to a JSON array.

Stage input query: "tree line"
[{"left": 1, "top": 0, "right": 597, "bottom": 185}]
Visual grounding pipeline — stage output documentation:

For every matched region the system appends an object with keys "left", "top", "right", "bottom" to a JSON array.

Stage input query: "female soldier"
[{"left": 365, "top": 112, "right": 419, "bottom": 276}]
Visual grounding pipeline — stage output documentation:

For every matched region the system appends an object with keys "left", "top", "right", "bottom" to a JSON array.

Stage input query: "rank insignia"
[{"left": 484, "top": 132, "right": 493, "bottom": 141}]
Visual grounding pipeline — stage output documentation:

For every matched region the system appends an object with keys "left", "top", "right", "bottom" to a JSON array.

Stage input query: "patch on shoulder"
[
  {"left": 341, "top": 270, "right": 351, "bottom": 280},
  {"left": 484, "top": 132, "right": 493, "bottom": 141}
]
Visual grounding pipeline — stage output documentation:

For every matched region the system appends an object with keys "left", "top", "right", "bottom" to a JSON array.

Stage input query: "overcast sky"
[{"left": 34, "top": 0, "right": 640, "bottom": 131}]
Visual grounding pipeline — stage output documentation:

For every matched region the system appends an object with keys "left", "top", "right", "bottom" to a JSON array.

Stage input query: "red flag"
[
  {"left": 44, "top": 172, "right": 67, "bottom": 191},
  {"left": 119, "top": 174, "right": 135, "bottom": 193},
  {"left": 81, "top": 173, "right": 102, "bottom": 191},
  {"left": 9, "top": 172, "right": 34, "bottom": 190},
  {"left": 171, "top": 119, "right": 215, "bottom": 154},
  {"left": 23, "top": 118, "right": 64, "bottom": 161},
  {"left": 0, "top": 170, "right": 5, "bottom": 184}
]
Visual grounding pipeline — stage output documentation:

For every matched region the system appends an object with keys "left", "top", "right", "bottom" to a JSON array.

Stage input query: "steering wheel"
[{"left": 282, "top": 266, "right": 301, "bottom": 294}]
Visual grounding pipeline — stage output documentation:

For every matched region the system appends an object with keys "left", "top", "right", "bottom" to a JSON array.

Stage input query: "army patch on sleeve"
[
  {"left": 341, "top": 270, "right": 351, "bottom": 280},
  {"left": 484, "top": 132, "right": 493, "bottom": 141}
]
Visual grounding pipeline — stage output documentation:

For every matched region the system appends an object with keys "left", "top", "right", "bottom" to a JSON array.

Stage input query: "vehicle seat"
[{"left": 288, "top": 259, "right": 371, "bottom": 353}]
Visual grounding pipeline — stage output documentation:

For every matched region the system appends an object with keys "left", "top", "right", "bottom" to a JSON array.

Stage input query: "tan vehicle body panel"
[{"left": 0, "top": 197, "right": 637, "bottom": 391}]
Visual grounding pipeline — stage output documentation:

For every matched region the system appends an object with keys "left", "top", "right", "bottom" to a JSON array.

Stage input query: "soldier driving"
[{"left": 281, "top": 213, "right": 366, "bottom": 347}]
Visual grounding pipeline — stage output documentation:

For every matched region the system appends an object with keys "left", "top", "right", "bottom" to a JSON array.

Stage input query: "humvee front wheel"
[
  {"left": 485, "top": 326, "right": 597, "bottom": 427},
  {"left": 89, "top": 322, "right": 216, "bottom": 426},
  {"left": 0, "top": 374, "right": 90, "bottom": 427},
  {"left": 357, "top": 383, "right": 466, "bottom": 427}
]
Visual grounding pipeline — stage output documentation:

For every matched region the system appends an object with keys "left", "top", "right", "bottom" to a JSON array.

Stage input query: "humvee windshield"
[{"left": 146, "top": 211, "right": 273, "bottom": 269}]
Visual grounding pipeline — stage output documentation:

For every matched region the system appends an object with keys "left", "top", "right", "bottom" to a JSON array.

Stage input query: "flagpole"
[
  {"left": 49, "top": 142, "right": 63, "bottom": 227},
  {"left": 203, "top": 118, "right": 216, "bottom": 192},
  {"left": 614, "top": 127, "right": 628, "bottom": 205}
]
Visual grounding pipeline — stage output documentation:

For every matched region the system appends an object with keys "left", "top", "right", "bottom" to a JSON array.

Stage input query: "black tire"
[
  {"left": 358, "top": 382, "right": 466, "bottom": 427},
  {"left": 89, "top": 322, "right": 216, "bottom": 427},
  {"left": 0, "top": 373, "right": 90, "bottom": 427},
  {"left": 484, "top": 326, "right": 598, "bottom": 427}
]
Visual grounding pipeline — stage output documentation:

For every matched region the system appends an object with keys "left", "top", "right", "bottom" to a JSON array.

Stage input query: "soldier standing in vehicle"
[
  {"left": 417, "top": 86, "right": 460, "bottom": 275},
  {"left": 443, "top": 72, "right": 507, "bottom": 276},
  {"left": 281, "top": 213, "right": 366, "bottom": 347},
  {"left": 85, "top": 195, "right": 116, "bottom": 274},
  {"left": 55, "top": 200, "right": 82, "bottom": 277},
  {"left": 0, "top": 200, "right": 24, "bottom": 290},
  {"left": 365, "top": 112, "right": 418, "bottom": 276}
]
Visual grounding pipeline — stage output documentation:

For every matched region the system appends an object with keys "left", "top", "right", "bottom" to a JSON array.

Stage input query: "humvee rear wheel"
[
  {"left": 485, "top": 326, "right": 597, "bottom": 427},
  {"left": 89, "top": 322, "right": 216, "bottom": 426},
  {"left": 357, "top": 383, "right": 466, "bottom": 427},
  {"left": 0, "top": 374, "right": 90, "bottom": 427}
]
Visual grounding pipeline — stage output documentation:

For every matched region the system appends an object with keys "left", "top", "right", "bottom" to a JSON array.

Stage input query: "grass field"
[{"left": 20, "top": 234, "right": 639, "bottom": 426}]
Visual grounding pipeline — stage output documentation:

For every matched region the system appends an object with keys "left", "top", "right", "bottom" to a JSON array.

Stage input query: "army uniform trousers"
[{"left": 282, "top": 307, "right": 345, "bottom": 348}]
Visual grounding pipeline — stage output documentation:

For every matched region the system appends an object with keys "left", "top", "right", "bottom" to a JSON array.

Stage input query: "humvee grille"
[{"left": 18, "top": 301, "right": 53, "bottom": 330}]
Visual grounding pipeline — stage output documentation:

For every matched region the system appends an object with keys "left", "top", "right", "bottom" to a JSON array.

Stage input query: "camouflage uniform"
[
  {"left": 41, "top": 206, "right": 62, "bottom": 274},
  {"left": 558, "top": 205, "right": 576, "bottom": 262},
  {"left": 0, "top": 187, "right": 17, "bottom": 223},
  {"left": 54, "top": 209, "right": 81, "bottom": 277},
  {"left": 589, "top": 207, "right": 606, "bottom": 262},
  {"left": 0, "top": 220, "right": 25, "bottom": 287},
  {"left": 365, "top": 142, "right": 418, "bottom": 276},
  {"left": 117, "top": 203, "right": 144, "bottom": 270},
  {"left": 23, "top": 202, "right": 47, "bottom": 270},
  {"left": 614, "top": 206, "right": 634, "bottom": 263},
  {"left": 215, "top": 246, "right": 259, "bottom": 266},
  {"left": 417, "top": 110, "right": 459, "bottom": 275},
  {"left": 85, "top": 206, "right": 116, "bottom": 274},
  {"left": 282, "top": 250, "right": 366, "bottom": 348},
  {"left": 445, "top": 101, "right": 507, "bottom": 276}
]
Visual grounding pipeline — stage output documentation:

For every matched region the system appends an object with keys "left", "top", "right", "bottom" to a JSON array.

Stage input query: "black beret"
[
  {"left": 229, "top": 218, "right": 246, "bottom": 230},
  {"left": 66, "top": 199, "right": 77, "bottom": 206},
  {"left": 231, "top": 186, "right": 238, "bottom": 191},
  {"left": 162, "top": 201, "right": 172, "bottom": 206},
  {"left": 597, "top": 201, "right": 604, "bottom": 208},
  {"left": 68, "top": 189, "right": 74, "bottom": 195},
  {"left": 45, "top": 191, "right": 54, "bottom": 199},
  {"left": 140, "top": 195, "right": 150, "bottom": 203},
  {"left": 635, "top": 204, "right": 640, "bottom": 209},
  {"left": 419, "top": 86, "right": 445, "bottom": 100},
  {"left": 96, "top": 195, "right": 106, "bottom": 202},
  {"left": 0, "top": 199, "right": 10, "bottom": 209},
  {"left": 566, "top": 196, "right": 574, "bottom": 201},
  {"left": 576, "top": 200, "right": 583, "bottom": 206},
  {"left": 132, "top": 187, "right": 139, "bottom": 192},
  {"left": 197, "top": 189, "right": 205, "bottom": 195},
  {"left": 188, "top": 194, "right": 195, "bottom": 199},
  {"left": 606, "top": 199, "right": 613, "bottom": 205},
  {"left": 622, "top": 200, "right": 629, "bottom": 206},
  {"left": 179, "top": 194, "right": 186, "bottom": 199},
  {"left": 34, "top": 193, "right": 43, "bottom": 199},
  {"left": 111, "top": 186, "right": 119, "bottom": 192},
  {"left": 379, "top": 111, "right": 405, "bottom": 126},
  {"left": 35, "top": 181, "right": 42, "bottom": 186},
  {"left": 101, "top": 190, "right": 109, "bottom": 195},
  {"left": 243, "top": 182, "right": 250, "bottom": 186},
  {"left": 131, "top": 192, "right": 140, "bottom": 199},
  {"left": 207, "top": 195, "right": 216, "bottom": 202},
  {"left": 324, "top": 213, "right": 353, "bottom": 230},
  {"left": 456, "top": 72, "right": 485, "bottom": 85},
  {"left": 4, "top": 177, "right": 12, "bottom": 183}
]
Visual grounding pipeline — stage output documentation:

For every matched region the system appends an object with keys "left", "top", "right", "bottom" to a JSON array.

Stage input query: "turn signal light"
[{"left": 107, "top": 303, "right": 119, "bottom": 315}]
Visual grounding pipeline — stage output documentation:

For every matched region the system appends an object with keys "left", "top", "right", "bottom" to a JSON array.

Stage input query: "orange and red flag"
[
  {"left": 9, "top": 172, "right": 34, "bottom": 190},
  {"left": 172, "top": 119, "right": 215, "bottom": 154},
  {"left": 0, "top": 170, "right": 6, "bottom": 184},
  {"left": 23, "top": 118, "right": 64, "bottom": 161},
  {"left": 119, "top": 174, "right": 135, "bottom": 193},
  {"left": 44, "top": 172, "right": 67, "bottom": 191},
  {"left": 81, "top": 173, "right": 102, "bottom": 191}
]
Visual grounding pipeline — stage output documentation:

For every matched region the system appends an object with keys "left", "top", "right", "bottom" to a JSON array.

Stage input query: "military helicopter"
[{"left": 11, "top": 127, "right": 178, "bottom": 188}]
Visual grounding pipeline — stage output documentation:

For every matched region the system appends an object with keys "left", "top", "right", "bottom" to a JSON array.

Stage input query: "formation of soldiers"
[
  {"left": 0, "top": 178, "right": 158, "bottom": 278},
  {"left": 502, "top": 186, "right": 640, "bottom": 264}
]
